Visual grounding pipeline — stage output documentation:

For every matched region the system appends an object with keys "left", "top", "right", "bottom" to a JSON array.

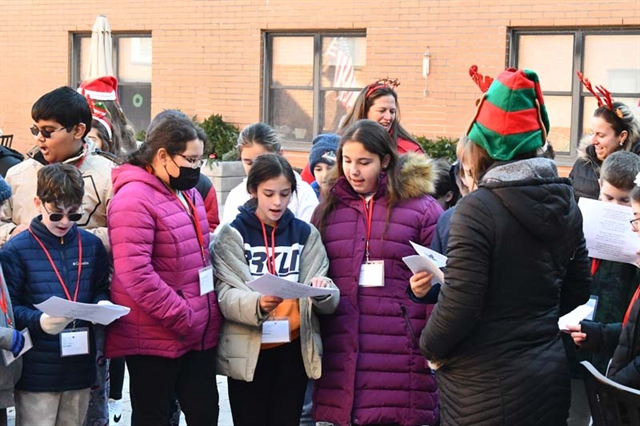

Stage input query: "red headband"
[{"left": 365, "top": 78, "right": 400, "bottom": 99}]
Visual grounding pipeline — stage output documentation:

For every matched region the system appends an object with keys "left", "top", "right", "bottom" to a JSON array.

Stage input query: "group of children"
[{"left": 1, "top": 68, "right": 640, "bottom": 426}]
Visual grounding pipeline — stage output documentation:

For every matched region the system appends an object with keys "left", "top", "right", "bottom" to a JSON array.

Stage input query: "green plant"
[
  {"left": 199, "top": 114, "right": 240, "bottom": 166},
  {"left": 135, "top": 129, "right": 146, "bottom": 142},
  {"left": 415, "top": 136, "right": 458, "bottom": 163}
]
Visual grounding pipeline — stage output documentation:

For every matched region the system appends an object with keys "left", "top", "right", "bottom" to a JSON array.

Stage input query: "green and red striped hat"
[{"left": 467, "top": 67, "right": 550, "bottom": 161}]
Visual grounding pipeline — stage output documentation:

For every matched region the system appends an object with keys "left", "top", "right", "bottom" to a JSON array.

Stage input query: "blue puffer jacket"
[{"left": 0, "top": 217, "right": 110, "bottom": 392}]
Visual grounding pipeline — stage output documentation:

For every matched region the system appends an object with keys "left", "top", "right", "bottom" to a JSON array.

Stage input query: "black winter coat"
[
  {"left": 568, "top": 143, "right": 601, "bottom": 201},
  {"left": 581, "top": 290, "right": 640, "bottom": 388},
  {"left": 420, "top": 158, "right": 592, "bottom": 426}
]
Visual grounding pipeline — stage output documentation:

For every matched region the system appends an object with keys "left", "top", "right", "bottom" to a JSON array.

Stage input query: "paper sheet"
[
  {"left": 558, "top": 304, "right": 595, "bottom": 331},
  {"left": 34, "top": 297, "right": 130, "bottom": 326},
  {"left": 409, "top": 241, "right": 448, "bottom": 268},
  {"left": 402, "top": 255, "right": 445, "bottom": 285},
  {"left": 579, "top": 198, "right": 639, "bottom": 266},
  {"left": 246, "top": 274, "right": 338, "bottom": 299}
]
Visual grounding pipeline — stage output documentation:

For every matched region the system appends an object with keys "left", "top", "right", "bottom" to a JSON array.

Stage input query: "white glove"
[
  {"left": 97, "top": 300, "right": 114, "bottom": 306},
  {"left": 40, "top": 313, "right": 73, "bottom": 335}
]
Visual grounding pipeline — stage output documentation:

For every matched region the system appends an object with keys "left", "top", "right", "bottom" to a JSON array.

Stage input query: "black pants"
[
  {"left": 126, "top": 348, "right": 218, "bottom": 426},
  {"left": 228, "top": 338, "right": 308, "bottom": 426},
  {"left": 109, "top": 357, "right": 126, "bottom": 400}
]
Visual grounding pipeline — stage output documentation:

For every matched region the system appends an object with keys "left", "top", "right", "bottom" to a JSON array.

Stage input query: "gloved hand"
[
  {"left": 39, "top": 313, "right": 73, "bottom": 335},
  {"left": 9, "top": 329, "right": 24, "bottom": 357}
]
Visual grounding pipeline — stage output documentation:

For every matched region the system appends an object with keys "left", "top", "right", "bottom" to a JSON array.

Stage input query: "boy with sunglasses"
[
  {"left": 0, "top": 163, "right": 110, "bottom": 426},
  {"left": 0, "top": 86, "right": 115, "bottom": 251}
]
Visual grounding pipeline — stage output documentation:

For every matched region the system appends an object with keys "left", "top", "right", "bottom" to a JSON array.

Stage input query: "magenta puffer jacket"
[
  {"left": 311, "top": 153, "right": 443, "bottom": 426},
  {"left": 105, "top": 164, "right": 221, "bottom": 359}
]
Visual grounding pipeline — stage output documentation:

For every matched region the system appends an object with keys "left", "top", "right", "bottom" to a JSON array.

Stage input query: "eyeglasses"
[
  {"left": 176, "top": 154, "right": 204, "bottom": 169},
  {"left": 630, "top": 217, "right": 640, "bottom": 231},
  {"left": 42, "top": 203, "right": 83, "bottom": 222},
  {"left": 30, "top": 125, "right": 68, "bottom": 139}
]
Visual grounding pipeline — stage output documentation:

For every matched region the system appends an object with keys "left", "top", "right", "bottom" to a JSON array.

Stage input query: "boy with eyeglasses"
[
  {"left": 0, "top": 163, "right": 110, "bottom": 426},
  {"left": 0, "top": 86, "right": 115, "bottom": 250}
]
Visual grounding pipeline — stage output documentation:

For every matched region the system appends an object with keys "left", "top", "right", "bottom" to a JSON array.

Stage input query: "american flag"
[{"left": 326, "top": 37, "right": 358, "bottom": 109}]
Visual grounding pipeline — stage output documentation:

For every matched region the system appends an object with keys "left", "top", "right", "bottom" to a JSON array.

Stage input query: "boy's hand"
[
  {"left": 40, "top": 313, "right": 73, "bottom": 335},
  {"left": 259, "top": 296, "right": 283, "bottom": 315},
  {"left": 409, "top": 271, "right": 433, "bottom": 298},
  {"left": 309, "top": 277, "right": 329, "bottom": 288},
  {"left": 565, "top": 324, "right": 587, "bottom": 346},
  {"left": 10, "top": 329, "right": 24, "bottom": 356}
]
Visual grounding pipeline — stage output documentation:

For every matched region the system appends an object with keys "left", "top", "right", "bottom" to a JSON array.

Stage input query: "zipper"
[{"left": 400, "top": 304, "right": 418, "bottom": 349}]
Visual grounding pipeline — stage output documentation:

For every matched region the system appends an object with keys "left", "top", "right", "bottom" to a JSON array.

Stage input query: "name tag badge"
[
  {"left": 359, "top": 260, "right": 385, "bottom": 287},
  {"left": 2, "top": 328, "right": 33, "bottom": 366},
  {"left": 60, "top": 328, "right": 89, "bottom": 357},
  {"left": 261, "top": 318, "right": 290, "bottom": 344},
  {"left": 199, "top": 265, "right": 214, "bottom": 296}
]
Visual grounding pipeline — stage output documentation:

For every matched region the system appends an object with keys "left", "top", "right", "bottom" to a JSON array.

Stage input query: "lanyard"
[
  {"left": 174, "top": 191, "right": 207, "bottom": 266},
  {"left": 590, "top": 258, "right": 601, "bottom": 276},
  {"left": 361, "top": 197, "right": 374, "bottom": 262},
  {"left": 28, "top": 228, "right": 82, "bottom": 302},
  {"left": 0, "top": 276, "right": 12, "bottom": 328},
  {"left": 259, "top": 219, "right": 277, "bottom": 276}
]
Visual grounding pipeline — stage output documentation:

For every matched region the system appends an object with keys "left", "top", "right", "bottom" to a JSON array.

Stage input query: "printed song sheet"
[
  {"left": 578, "top": 198, "right": 639, "bottom": 266},
  {"left": 402, "top": 242, "right": 447, "bottom": 285},
  {"left": 246, "top": 274, "right": 338, "bottom": 299},
  {"left": 34, "top": 297, "right": 130, "bottom": 325}
]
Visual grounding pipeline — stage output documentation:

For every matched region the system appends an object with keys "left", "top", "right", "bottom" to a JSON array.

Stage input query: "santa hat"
[
  {"left": 78, "top": 76, "right": 118, "bottom": 101},
  {"left": 309, "top": 133, "right": 339, "bottom": 177},
  {"left": 467, "top": 66, "right": 550, "bottom": 161}
]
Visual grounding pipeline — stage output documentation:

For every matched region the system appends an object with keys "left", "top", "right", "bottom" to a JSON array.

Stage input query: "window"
[
  {"left": 71, "top": 33, "right": 152, "bottom": 135},
  {"left": 510, "top": 29, "right": 640, "bottom": 163},
  {"left": 263, "top": 32, "right": 366, "bottom": 149}
]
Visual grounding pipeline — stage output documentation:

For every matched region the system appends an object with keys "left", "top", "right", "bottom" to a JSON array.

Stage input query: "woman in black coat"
[{"left": 418, "top": 67, "right": 592, "bottom": 426}]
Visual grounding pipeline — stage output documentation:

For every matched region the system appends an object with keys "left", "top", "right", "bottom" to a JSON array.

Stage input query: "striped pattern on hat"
[{"left": 467, "top": 68, "right": 550, "bottom": 161}]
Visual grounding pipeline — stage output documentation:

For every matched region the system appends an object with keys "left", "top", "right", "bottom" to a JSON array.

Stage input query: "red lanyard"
[
  {"left": 28, "top": 228, "right": 82, "bottom": 302},
  {"left": 591, "top": 258, "right": 601, "bottom": 276},
  {"left": 174, "top": 191, "right": 207, "bottom": 266},
  {"left": 623, "top": 284, "right": 640, "bottom": 325},
  {"left": 259, "top": 219, "right": 277, "bottom": 276},
  {"left": 361, "top": 197, "right": 374, "bottom": 262},
  {"left": 0, "top": 276, "right": 12, "bottom": 328}
]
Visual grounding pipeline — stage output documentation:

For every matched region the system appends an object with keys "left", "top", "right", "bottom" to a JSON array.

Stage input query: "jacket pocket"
[{"left": 400, "top": 304, "right": 419, "bottom": 349}]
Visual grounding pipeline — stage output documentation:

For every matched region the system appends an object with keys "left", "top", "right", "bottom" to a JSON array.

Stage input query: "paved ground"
[{"left": 7, "top": 371, "right": 234, "bottom": 426}]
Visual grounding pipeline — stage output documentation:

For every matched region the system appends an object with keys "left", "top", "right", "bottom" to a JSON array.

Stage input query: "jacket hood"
[
  {"left": 480, "top": 157, "right": 579, "bottom": 242},
  {"left": 235, "top": 203, "right": 295, "bottom": 233}
]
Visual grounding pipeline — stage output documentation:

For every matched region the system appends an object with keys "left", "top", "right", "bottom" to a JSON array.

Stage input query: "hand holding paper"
[
  {"left": 558, "top": 304, "right": 594, "bottom": 332},
  {"left": 402, "top": 241, "right": 446, "bottom": 285},
  {"left": 247, "top": 274, "right": 338, "bottom": 299},
  {"left": 35, "top": 297, "right": 130, "bottom": 326}
]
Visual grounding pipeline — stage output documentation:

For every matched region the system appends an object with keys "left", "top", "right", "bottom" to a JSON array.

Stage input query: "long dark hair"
[
  {"left": 126, "top": 110, "right": 206, "bottom": 169},
  {"left": 246, "top": 154, "right": 297, "bottom": 208},
  {"left": 315, "top": 119, "right": 399, "bottom": 233}
]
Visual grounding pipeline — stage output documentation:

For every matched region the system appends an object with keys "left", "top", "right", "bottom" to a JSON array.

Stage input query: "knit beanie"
[
  {"left": 0, "top": 175, "right": 11, "bottom": 204},
  {"left": 309, "top": 133, "right": 340, "bottom": 177},
  {"left": 467, "top": 66, "right": 550, "bottom": 161},
  {"left": 77, "top": 76, "right": 118, "bottom": 101}
]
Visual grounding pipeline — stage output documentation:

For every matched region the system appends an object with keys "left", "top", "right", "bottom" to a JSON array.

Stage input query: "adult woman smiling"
[{"left": 569, "top": 72, "right": 640, "bottom": 200}]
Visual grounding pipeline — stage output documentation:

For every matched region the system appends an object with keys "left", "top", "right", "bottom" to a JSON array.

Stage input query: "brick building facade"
[{"left": 0, "top": 0, "right": 638, "bottom": 168}]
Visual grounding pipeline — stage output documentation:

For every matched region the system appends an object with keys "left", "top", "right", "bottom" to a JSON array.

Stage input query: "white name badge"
[
  {"left": 358, "top": 260, "right": 385, "bottom": 287},
  {"left": 261, "top": 319, "right": 290, "bottom": 344},
  {"left": 199, "top": 265, "right": 214, "bottom": 296},
  {"left": 2, "top": 328, "right": 33, "bottom": 366},
  {"left": 60, "top": 328, "right": 89, "bottom": 357}
]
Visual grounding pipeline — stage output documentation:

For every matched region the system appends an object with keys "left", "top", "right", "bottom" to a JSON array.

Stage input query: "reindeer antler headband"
[
  {"left": 365, "top": 78, "right": 400, "bottom": 99},
  {"left": 577, "top": 71, "right": 623, "bottom": 119}
]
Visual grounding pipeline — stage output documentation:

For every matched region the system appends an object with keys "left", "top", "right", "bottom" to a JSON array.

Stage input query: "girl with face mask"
[{"left": 105, "top": 110, "right": 222, "bottom": 426}]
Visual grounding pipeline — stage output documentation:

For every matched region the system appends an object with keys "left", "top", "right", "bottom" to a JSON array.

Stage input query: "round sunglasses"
[
  {"left": 30, "top": 125, "right": 68, "bottom": 139},
  {"left": 42, "top": 203, "right": 83, "bottom": 222}
]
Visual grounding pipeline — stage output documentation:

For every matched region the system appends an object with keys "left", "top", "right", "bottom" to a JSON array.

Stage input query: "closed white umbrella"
[{"left": 87, "top": 15, "right": 114, "bottom": 79}]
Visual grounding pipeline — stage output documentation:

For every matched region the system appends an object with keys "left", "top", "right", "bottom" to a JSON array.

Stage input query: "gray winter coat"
[{"left": 0, "top": 269, "right": 21, "bottom": 409}]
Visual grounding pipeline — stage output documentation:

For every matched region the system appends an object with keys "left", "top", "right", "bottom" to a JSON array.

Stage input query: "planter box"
[{"left": 201, "top": 161, "right": 245, "bottom": 213}]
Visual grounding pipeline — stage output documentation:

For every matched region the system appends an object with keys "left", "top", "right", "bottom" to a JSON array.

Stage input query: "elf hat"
[
  {"left": 77, "top": 76, "right": 118, "bottom": 101},
  {"left": 309, "top": 133, "right": 340, "bottom": 177},
  {"left": 467, "top": 66, "right": 550, "bottom": 161}
]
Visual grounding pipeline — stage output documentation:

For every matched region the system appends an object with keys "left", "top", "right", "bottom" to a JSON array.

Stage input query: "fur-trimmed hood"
[
  {"left": 576, "top": 134, "right": 599, "bottom": 164},
  {"left": 396, "top": 152, "right": 436, "bottom": 201}
]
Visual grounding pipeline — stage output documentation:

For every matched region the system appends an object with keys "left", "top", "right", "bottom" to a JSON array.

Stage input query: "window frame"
[
  {"left": 262, "top": 31, "right": 366, "bottom": 151},
  {"left": 509, "top": 28, "right": 640, "bottom": 165}
]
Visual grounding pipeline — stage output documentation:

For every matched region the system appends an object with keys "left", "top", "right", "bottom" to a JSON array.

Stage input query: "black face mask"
[{"left": 165, "top": 158, "right": 200, "bottom": 191}]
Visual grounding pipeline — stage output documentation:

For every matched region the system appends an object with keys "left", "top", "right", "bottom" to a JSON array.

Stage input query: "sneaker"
[{"left": 109, "top": 398, "right": 122, "bottom": 424}]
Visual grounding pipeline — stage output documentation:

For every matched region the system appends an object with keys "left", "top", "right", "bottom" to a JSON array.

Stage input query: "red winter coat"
[{"left": 105, "top": 164, "right": 221, "bottom": 358}]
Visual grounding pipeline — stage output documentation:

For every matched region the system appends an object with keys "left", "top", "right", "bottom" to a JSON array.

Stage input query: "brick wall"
[{"left": 0, "top": 0, "right": 638, "bottom": 168}]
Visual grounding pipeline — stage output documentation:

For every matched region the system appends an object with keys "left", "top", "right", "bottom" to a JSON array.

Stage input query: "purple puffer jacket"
[
  {"left": 105, "top": 164, "right": 221, "bottom": 359},
  {"left": 312, "top": 153, "right": 443, "bottom": 426}
]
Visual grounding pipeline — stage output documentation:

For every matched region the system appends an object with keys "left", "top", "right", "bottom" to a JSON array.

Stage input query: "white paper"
[
  {"left": 402, "top": 255, "right": 445, "bottom": 285},
  {"left": 558, "top": 304, "right": 595, "bottom": 331},
  {"left": 579, "top": 198, "right": 639, "bottom": 265},
  {"left": 246, "top": 274, "right": 338, "bottom": 299},
  {"left": 34, "top": 296, "right": 130, "bottom": 326},
  {"left": 409, "top": 242, "right": 448, "bottom": 268}
]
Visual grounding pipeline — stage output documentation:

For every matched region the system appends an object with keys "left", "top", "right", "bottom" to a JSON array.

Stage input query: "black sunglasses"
[
  {"left": 42, "top": 203, "right": 83, "bottom": 222},
  {"left": 30, "top": 125, "right": 68, "bottom": 139}
]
